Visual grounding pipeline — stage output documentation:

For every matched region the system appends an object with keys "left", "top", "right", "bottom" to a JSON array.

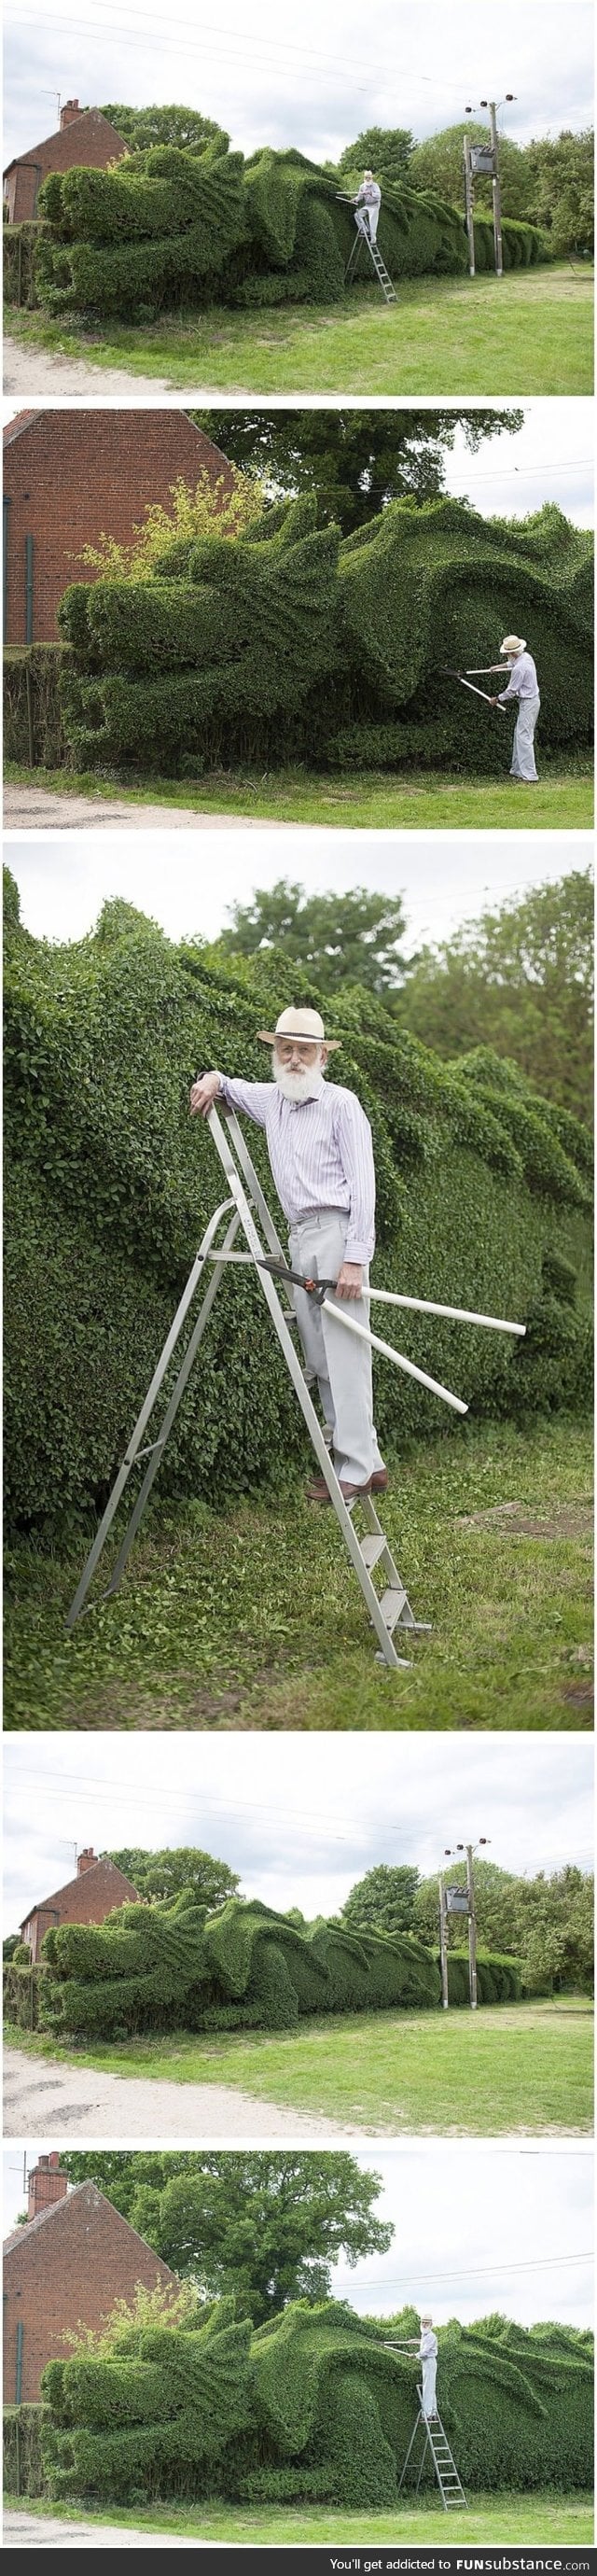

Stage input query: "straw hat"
[
  {"left": 500, "top": 634, "right": 527, "bottom": 654},
  {"left": 257, "top": 1005, "right": 341, "bottom": 1050}
]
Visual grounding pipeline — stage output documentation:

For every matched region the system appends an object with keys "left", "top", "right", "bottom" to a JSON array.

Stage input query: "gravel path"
[
  {"left": 4, "top": 786, "right": 283, "bottom": 830},
  {"left": 4, "top": 2046, "right": 348, "bottom": 2139},
  {"left": 4, "top": 337, "right": 235, "bottom": 399},
  {"left": 5, "top": 2511, "right": 213, "bottom": 2548}
]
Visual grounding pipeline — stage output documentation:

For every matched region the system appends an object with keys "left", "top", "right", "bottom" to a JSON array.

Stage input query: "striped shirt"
[
  {"left": 498, "top": 651, "right": 539, "bottom": 703},
  {"left": 215, "top": 1072, "right": 376, "bottom": 1263}
]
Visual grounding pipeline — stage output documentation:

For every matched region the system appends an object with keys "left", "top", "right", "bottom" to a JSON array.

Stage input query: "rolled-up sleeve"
[
  {"left": 335, "top": 1093, "right": 376, "bottom": 1263},
  {"left": 215, "top": 1073, "right": 271, "bottom": 1128}
]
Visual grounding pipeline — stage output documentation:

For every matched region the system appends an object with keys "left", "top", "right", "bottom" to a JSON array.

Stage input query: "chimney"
[
  {"left": 60, "top": 99, "right": 81, "bottom": 128},
  {"left": 76, "top": 1847, "right": 96, "bottom": 1875},
  {"left": 28, "top": 2154, "right": 68, "bottom": 2219}
]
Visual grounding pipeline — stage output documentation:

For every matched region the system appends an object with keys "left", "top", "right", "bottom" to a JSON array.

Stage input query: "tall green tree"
[
  {"left": 100, "top": 105, "right": 229, "bottom": 155},
  {"left": 524, "top": 130, "right": 593, "bottom": 256},
  {"left": 60, "top": 2152, "right": 393, "bottom": 2321},
  {"left": 193, "top": 408, "right": 523, "bottom": 536},
  {"left": 342, "top": 1865, "right": 420, "bottom": 1936},
  {"left": 409, "top": 122, "right": 534, "bottom": 219},
  {"left": 396, "top": 872, "right": 593, "bottom": 1125},
  {"left": 105, "top": 1848, "right": 241, "bottom": 1911},
  {"left": 216, "top": 879, "right": 410, "bottom": 994},
  {"left": 337, "top": 126, "right": 414, "bottom": 183},
  {"left": 413, "top": 1862, "right": 593, "bottom": 1993}
]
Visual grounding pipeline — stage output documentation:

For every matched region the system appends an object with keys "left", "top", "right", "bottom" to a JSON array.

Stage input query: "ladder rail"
[
  {"left": 206, "top": 1110, "right": 411, "bottom": 1670},
  {"left": 398, "top": 2396, "right": 467, "bottom": 2512},
  {"left": 344, "top": 217, "right": 396, "bottom": 301},
  {"left": 65, "top": 1195, "right": 237, "bottom": 1629},
  {"left": 66, "top": 1104, "right": 418, "bottom": 1666}
]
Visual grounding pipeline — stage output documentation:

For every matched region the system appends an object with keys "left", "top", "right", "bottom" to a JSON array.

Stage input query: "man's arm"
[
  {"left": 189, "top": 1071, "right": 271, "bottom": 1127},
  {"left": 335, "top": 1093, "right": 376, "bottom": 1266}
]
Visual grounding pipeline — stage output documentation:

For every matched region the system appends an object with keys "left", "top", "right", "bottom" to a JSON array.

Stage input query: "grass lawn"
[
  {"left": 5, "top": 1415, "right": 593, "bottom": 1732},
  {"left": 5, "top": 263, "right": 593, "bottom": 392},
  {"left": 4, "top": 758, "right": 593, "bottom": 831},
  {"left": 4, "top": 2491, "right": 594, "bottom": 2545},
  {"left": 5, "top": 1997, "right": 592, "bottom": 2135}
]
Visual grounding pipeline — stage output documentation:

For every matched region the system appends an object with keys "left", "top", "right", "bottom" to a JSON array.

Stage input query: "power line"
[
  {"left": 6, "top": 1763, "right": 593, "bottom": 1876},
  {"left": 340, "top": 2250, "right": 594, "bottom": 2293},
  {"left": 4, "top": 7, "right": 491, "bottom": 97}
]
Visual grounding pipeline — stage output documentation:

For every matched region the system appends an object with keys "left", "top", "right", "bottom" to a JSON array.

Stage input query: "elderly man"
[
  {"left": 489, "top": 633, "right": 540, "bottom": 781},
  {"left": 190, "top": 1006, "right": 387, "bottom": 1503},
  {"left": 354, "top": 168, "right": 382, "bottom": 244},
  {"left": 419, "top": 2315, "right": 438, "bottom": 2419}
]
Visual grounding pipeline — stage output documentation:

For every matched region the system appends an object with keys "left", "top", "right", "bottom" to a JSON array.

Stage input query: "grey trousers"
[
  {"left": 288, "top": 1211, "right": 385, "bottom": 1486},
  {"left": 510, "top": 694, "right": 540, "bottom": 780},
  {"left": 422, "top": 2359, "right": 437, "bottom": 2418},
  {"left": 355, "top": 204, "right": 380, "bottom": 243}
]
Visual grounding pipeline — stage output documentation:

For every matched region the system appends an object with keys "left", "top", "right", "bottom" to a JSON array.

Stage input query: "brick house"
[
  {"left": 3, "top": 408, "right": 237, "bottom": 644},
  {"left": 4, "top": 100, "right": 127, "bottom": 225},
  {"left": 3, "top": 2158, "right": 180, "bottom": 2401},
  {"left": 20, "top": 1848, "right": 140, "bottom": 1964}
]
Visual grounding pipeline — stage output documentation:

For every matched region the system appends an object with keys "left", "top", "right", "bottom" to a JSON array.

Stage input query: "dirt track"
[
  {"left": 4, "top": 2045, "right": 350, "bottom": 2140},
  {"left": 4, "top": 336, "right": 232, "bottom": 399},
  {"left": 4, "top": 786, "right": 282, "bottom": 830},
  {"left": 4, "top": 2510, "right": 213, "bottom": 2548}
]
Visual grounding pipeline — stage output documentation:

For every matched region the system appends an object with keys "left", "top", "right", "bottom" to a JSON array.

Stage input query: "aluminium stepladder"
[
  {"left": 396, "top": 2387, "right": 467, "bottom": 2513},
  {"left": 344, "top": 220, "right": 397, "bottom": 302},
  {"left": 66, "top": 1101, "right": 429, "bottom": 1669}
]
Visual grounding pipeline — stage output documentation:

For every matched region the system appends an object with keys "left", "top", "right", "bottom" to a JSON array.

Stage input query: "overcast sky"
[
  {"left": 5, "top": 832, "right": 590, "bottom": 957},
  {"left": 441, "top": 399, "right": 593, "bottom": 530},
  {"left": 4, "top": 0, "right": 593, "bottom": 168},
  {"left": 4, "top": 1731, "right": 592, "bottom": 1935},
  {"left": 3, "top": 2140, "right": 592, "bottom": 2329}
]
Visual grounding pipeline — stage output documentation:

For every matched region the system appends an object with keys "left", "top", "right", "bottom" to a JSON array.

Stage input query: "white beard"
[{"left": 272, "top": 1055, "right": 325, "bottom": 1104}]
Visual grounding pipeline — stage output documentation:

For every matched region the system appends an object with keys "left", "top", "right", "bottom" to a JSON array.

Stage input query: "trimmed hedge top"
[
  {"left": 40, "top": 2295, "right": 593, "bottom": 2505},
  {"left": 32, "top": 142, "right": 550, "bottom": 320},
  {"left": 4, "top": 881, "right": 592, "bottom": 1542}
]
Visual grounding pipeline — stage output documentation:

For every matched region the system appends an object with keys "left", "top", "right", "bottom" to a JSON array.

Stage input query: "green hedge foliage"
[
  {"left": 55, "top": 496, "right": 593, "bottom": 779},
  {"left": 35, "top": 1891, "right": 459, "bottom": 2040},
  {"left": 32, "top": 143, "right": 549, "bottom": 320},
  {"left": 41, "top": 2297, "right": 593, "bottom": 2505},
  {"left": 4, "top": 890, "right": 591, "bottom": 1545}
]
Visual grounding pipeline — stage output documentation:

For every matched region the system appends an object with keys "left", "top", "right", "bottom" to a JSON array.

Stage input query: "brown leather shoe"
[
  {"left": 306, "top": 1474, "right": 373, "bottom": 1504},
  {"left": 370, "top": 1467, "right": 389, "bottom": 1491}
]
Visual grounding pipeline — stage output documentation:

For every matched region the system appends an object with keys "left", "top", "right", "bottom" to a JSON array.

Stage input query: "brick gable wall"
[
  {"left": 3, "top": 2185, "right": 179, "bottom": 2401},
  {"left": 4, "top": 408, "right": 236, "bottom": 644},
  {"left": 6, "top": 110, "right": 127, "bottom": 222},
  {"left": 21, "top": 1857, "right": 140, "bottom": 1962}
]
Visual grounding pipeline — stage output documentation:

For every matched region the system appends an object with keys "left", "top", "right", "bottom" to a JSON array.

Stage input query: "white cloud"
[
  {"left": 5, "top": 830, "right": 592, "bottom": 957},
  {"left": 4, "top": 0, "right": 593, "bottom": 166},
  {"left": 4, "top": 1731, "right": 593, "bottom": 1932},
  {"left": 3, "top": 2138, "right": 592, "bottom": 2330}
]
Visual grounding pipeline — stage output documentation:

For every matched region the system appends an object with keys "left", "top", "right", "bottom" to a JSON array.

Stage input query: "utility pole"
[
  {"left": 465, "top": 1842, "right": 478, "bottom": 2009},
  {"left": 483, "top": 102, "right": 504, "bottom": 278},
  {"left": 438, "top": 1873, "right": 450, "bottom": 2009},
  {"left": 463, "top": 133, "right": 476, "bottom": 277},
  {"left": 442, "top": 1838, "right": 490, "bottom": 2009},
  {"left": 465, "top": 95, "right": 516, "bottom": 280}
]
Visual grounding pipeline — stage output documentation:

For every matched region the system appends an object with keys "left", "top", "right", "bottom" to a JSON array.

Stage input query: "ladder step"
[
  {"left": 359, "top": 1533, "right": 390, "bottom": 1570},
  {"left": 379, "top": 1583, "right": 409, "bottom": 1630}
]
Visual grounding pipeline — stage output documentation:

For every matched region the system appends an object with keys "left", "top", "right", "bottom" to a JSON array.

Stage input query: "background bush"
[
  {"left": 40, "top": 2296, "right": 593, "bottom": 2505},
  {"left": 54, "top": 494, "right": 593, "bottom": 779},
  {"left": 4, "top": 879, "right": 591, "bottom": 1546}
]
